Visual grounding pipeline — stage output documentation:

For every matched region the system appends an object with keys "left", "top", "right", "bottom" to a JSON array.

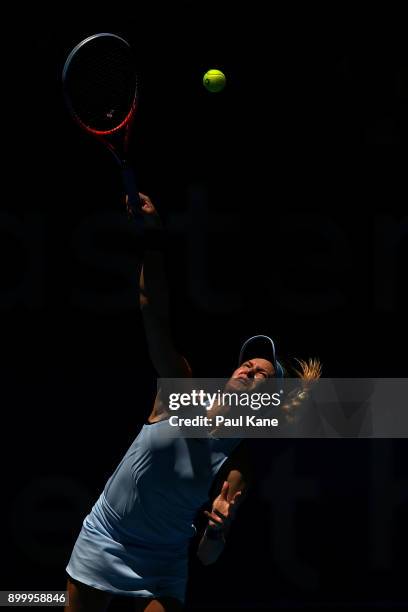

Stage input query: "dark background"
[{"left": 1, "top": 3, "right": 407, "bottom": 610}]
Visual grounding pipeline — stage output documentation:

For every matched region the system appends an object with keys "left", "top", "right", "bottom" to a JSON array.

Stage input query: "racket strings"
[{"left": 65, "top": 38, "right": 137, "bottom": 132}]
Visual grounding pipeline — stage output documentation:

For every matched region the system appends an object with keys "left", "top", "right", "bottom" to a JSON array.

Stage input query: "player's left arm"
[{"left": 196, "top": 468, "right": 250, "bottom": 565}]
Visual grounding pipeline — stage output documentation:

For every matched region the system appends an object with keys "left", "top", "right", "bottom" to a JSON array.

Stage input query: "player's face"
[{"left": 225, "top": 357, "right": 275, "bottom": 391}]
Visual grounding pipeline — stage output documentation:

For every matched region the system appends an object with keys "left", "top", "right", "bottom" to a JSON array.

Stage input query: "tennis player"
[{"left": 65, "top": 194, "right": 320, "bottom": 612}]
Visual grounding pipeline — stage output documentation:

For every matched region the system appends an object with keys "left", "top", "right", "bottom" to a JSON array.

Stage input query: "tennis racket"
[{"left": 62, "top": 32, "right": 141, "bottom": 217}]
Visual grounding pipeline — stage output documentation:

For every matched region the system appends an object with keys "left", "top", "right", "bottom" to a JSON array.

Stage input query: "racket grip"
[{"left": 122, "top": 165, "right": 141, "bottom": 214}]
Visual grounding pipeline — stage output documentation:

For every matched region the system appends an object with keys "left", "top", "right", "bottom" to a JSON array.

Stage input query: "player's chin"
[{"left": 224, "top": 378, "right": 249, "bottom": 392}]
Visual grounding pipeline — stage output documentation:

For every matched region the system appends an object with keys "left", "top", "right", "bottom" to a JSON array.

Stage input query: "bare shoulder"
[
  {"left": 146, "top": 388, "right": 169, "bottom": 423},
  {"left": 147, "top": 370, "right": 194, "bottom": 423}
]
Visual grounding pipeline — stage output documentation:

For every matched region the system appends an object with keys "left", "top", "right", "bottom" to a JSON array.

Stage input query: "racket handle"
[{"left": 122, "top": 165, "right": 141, "bottom": 214}]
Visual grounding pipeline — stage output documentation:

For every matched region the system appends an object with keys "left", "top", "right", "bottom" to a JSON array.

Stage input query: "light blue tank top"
[{"left": 96, "top": 419, "right": 241, "bottom": 550}]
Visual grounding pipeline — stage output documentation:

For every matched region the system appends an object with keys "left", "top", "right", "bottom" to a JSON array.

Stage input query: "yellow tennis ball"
[{"left": 203, "top": 69, "right": 226, "bottom": 92}]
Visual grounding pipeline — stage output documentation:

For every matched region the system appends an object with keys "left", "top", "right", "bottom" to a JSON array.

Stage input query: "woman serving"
[{"left": 65, "top": 194, "right": 321, "bottom": 612}]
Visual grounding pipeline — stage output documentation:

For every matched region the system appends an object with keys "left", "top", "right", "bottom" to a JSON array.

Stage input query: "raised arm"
[{"left": 137, "top": 193, "right": 192, "bottom": 379}]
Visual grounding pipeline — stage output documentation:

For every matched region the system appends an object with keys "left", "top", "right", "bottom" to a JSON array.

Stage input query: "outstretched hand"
[
  {"left": 204, "top": 481, "right": 242, "bottom": 532},
  {"left": 125, "top": 192, "right": 162, "bottom": 228}
]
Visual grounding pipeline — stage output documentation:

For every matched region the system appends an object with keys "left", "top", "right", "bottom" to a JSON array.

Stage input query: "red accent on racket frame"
[{"left": 73, "top": 100, "right": 137, "bottom": 136}]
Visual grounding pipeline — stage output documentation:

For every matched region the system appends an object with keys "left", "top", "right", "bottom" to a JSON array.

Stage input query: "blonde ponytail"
[{"left": 281, "top": 357, "right": 322, "bottom": 424}]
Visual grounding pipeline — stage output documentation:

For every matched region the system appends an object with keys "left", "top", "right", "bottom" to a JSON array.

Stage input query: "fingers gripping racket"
[{"left": 62, "top": 33, "right": 140, "bottom": 217}]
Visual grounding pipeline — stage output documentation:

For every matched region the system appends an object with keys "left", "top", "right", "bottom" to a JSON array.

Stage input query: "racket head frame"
[
  {"left": 62, "top": 32, "right": 141, "bottom": 214},
  {"left": 62, "top": 32, "right": 138, "bottom": 137}
]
